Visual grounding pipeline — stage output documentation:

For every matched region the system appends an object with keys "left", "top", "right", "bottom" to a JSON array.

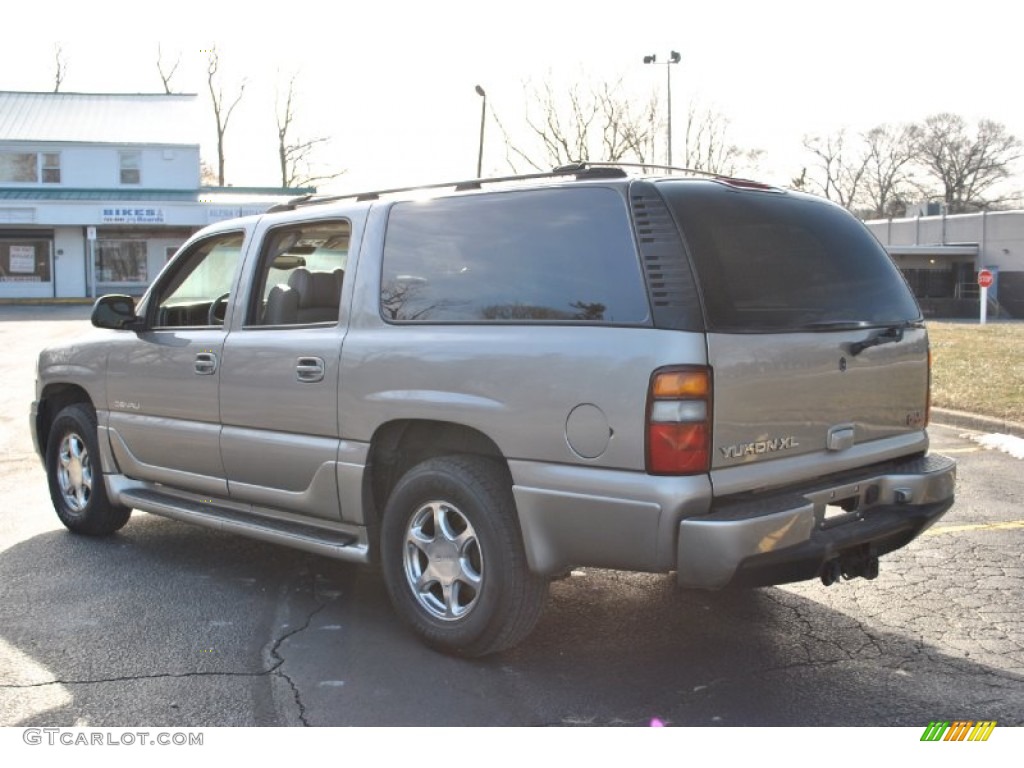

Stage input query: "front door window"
[{"left": 152, "top": 232, "right": 245, "bottom": 327}]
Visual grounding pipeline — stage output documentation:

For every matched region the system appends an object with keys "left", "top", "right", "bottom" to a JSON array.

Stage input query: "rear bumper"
[{"left": 677, "top": 453, "right": 956, "bottom": 588}]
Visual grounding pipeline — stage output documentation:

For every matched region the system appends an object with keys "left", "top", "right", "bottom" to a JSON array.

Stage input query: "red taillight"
[
  {"left": 648, "top": 424, "right": 710, "bottom": 473},
  {"left": 646, "top": 366, "right": 712, "bottom": 475}
]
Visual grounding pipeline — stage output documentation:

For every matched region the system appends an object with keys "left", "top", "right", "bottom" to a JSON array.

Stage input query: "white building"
[
  {"left": 0, "top": 91, "right": 310, "bottom": 300},
  {"left": 865, "top": 210, "right": 1024, "bottom": 319}
]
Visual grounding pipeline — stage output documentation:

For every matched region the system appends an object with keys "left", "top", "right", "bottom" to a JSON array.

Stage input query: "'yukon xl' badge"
[{"left": 720, "top": 436, "right": 799, "bottom": 459}]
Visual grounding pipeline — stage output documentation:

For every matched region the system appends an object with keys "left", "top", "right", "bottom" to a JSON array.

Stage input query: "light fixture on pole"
[
  {"left": 643, "top": 50, "right": 681, "bottom": 166},
  {"left": 474, "top": 84, "right": 487, "bottom": 178}
]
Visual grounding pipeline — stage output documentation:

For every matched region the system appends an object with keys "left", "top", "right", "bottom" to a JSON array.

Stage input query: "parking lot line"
[{"left": 923, "top": 520, "right": 1024, "bottom": 537}]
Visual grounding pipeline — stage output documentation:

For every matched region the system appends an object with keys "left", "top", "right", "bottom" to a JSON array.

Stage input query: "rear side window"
[
  {"left": 381, "top": 187, "right": 650, "bottom": 324},
  {"left": 659, "top": 182, "right": 921, "bottom": 331}
]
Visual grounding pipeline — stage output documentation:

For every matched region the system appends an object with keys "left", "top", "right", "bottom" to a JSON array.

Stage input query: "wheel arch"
[
  {"left": 36, "top": 383, "right": 95, "bottom": 461},
  {"left": 362, "top": 419, "right": 509, "bottom": 557}
]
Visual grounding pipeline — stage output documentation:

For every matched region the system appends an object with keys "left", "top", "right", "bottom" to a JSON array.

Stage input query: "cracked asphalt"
[{"left": 1, "top": 306, "right": 1021, "bottom": 726}]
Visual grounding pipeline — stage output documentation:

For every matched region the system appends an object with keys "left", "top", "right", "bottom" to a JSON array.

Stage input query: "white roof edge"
[{"left": 886, "top": 244, "right": 979, "bottom": 256}]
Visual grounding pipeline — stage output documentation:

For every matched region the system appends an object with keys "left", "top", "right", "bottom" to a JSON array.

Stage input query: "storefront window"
[
  {"left": 0, "top": 239, "right": 51, "bottom": 282},
  {"left": 96, "top": 240, "right": 148, "bottom": 286}
]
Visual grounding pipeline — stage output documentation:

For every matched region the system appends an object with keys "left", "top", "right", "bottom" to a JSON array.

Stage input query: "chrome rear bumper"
[{"left": 677, "top": 454, "right": 956, "bottom": 588}]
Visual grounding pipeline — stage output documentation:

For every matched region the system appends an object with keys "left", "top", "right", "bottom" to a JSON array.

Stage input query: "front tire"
[
  {"left": 45, "top": 403, "right": 131, "bottom": 536},
  {"left": 381, "top": 455, "right": 547, "bottom": 657}
]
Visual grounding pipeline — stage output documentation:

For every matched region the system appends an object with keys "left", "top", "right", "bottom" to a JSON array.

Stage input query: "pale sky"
[{"left": 2, "top": 0, "right": 1021, "bottom": 195}]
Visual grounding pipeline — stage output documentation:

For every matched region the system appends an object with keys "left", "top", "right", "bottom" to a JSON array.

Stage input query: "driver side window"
[{"left": 152, "top": 232, "right": 245, "bottom": 328}]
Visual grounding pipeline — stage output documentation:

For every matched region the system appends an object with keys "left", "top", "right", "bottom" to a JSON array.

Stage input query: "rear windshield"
[{"left": 658, "top": 181, "right": 921, "bottom": 332}]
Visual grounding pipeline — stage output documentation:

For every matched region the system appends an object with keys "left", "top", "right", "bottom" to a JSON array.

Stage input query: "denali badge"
[{"left": 720, "top": 436, "right": 799, "bottom": 459}]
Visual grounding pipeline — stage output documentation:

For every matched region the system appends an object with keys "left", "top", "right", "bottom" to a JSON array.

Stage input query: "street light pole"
[
  {"left": 643, "top": 51, "right": 681, "bottom": 167},
  {"left": 475, "top": 84, "right": 486, "bottom": 178}
]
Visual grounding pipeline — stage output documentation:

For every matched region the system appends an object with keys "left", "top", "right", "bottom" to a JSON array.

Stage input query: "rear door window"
[
  {"left": 658, "top": 181, "right": 921, "bottom": 331},
  {"left": 381, "top": 187, "right": 650, "bottom": 324}
]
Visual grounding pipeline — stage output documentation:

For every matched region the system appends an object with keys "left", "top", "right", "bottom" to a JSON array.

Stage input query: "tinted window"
[
  {"left": 381, "top": 188, "right": 649, "bottom": 324},
  {"left": 248, "top": 220, "right": 350, "bottom": 326},
  {"left": 659, "top": 182, "right": 921, "bottom": 332}
]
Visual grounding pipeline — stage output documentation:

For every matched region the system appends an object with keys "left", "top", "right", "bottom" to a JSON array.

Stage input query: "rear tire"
[
  {"left": 45, "top": 403, "right": 131, "bottom": 536},
  {"left": 381, "top": 455, "right": 547, "bottom": 657}
]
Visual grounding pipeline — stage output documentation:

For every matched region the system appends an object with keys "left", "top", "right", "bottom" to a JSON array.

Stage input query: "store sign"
[
  {"left": 206, "top": 205, "right": 268, "bottom": 223},
  {"left": 9, "top": 245, "right": 35, "bottom": 273},
  {"left": 101, "top": 207, "right": 165, "bottom": 224}
]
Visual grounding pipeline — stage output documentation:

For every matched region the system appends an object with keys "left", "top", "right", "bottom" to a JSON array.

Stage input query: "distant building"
[
  {"left": 0, "top": 91, "right": 311, "bottom": 299},
  {"left": 865, "top": 209, "right": 1023, "bottom": 319}
]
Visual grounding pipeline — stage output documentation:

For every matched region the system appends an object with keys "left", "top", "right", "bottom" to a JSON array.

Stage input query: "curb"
[{"left": 931, "top": 407, "right": 1024, "bottom": 439}]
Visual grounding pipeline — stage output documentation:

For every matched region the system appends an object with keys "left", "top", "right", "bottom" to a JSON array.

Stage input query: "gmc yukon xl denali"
[{"left": 32, "top": 164, "right": 956, "bottom": 656}]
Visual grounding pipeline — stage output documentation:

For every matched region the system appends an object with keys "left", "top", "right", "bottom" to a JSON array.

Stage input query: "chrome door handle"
[
  {"left": 194, "top": 352, "right": 218, "bottom": 375},
  {"left": 296, "top": 356, "right": 325, "bottom": 383}
]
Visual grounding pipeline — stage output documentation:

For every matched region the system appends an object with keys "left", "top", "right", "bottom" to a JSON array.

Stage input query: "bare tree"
[
  {"left": 679, "top": 105, "right": 762, "bottom": 176},
  {"left": 594, "top": 82, "right": 659, "bottom": 165},
  {"left": 275, "top": 73, "right": 344, "bottom": 188},
  {"left": 199, "top": 160, "right": 218, "bottom": 187},
  {"left": 801, "top": 129, "right": 869, "bottom": 210},
  {"left": 914, "top": 113, "right": 1023, "bottom": 213},
  {"left": 500, "top": 77, "right": 658, "bottom": 171},
  {"left": 499, "top": 77, "right": 758, "bottom": 178},
  {"left": 790, "top": 167, "right": 809, "bottom": 191},
  {"left": 53, "top": 44, "right": 68, "bottom": 93},
  {"left": 206, "top": 46, "right": 246, "bottom": 187},
  {"left": 156, "top": 44, "right": 181, "bottom": 94},
  {"left": 860, "top": 123, "right": 921, "bottom": 218}
]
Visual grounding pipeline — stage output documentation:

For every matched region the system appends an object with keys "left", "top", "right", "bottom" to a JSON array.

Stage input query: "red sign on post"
[{"left": 978, "top": 269, "right": 994, "bottom": 288}]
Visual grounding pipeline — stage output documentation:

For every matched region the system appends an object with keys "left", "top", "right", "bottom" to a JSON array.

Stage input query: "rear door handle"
[
  {"left": 296, "top": 356, "right": 325, "bottom": 383},
  {"left": 194, "top": 352, "right": 218, "bottom": 375}
]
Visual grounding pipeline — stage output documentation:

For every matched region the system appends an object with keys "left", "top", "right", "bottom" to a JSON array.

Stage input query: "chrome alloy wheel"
[
  {"left": 57, "top": 432, "right": 92, "bottom": 512},
  {"left": 403, "top": 501, "right": 484, "bottom": 621}
]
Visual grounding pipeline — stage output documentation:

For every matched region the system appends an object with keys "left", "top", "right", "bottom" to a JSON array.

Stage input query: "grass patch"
[{"left": 927, "top": 322, "right": 1024, "bottom": 423}]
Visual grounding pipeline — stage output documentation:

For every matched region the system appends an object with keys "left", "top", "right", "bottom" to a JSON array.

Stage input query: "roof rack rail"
[
  {"left": 572, "top": 161, "right": 772, "bottom": 186},
  {"left": 265, "top": 164, "right": 629, "bottom": 212}
]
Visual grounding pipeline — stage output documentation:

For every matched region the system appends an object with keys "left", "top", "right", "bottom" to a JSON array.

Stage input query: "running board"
[{"left": 118, "top": 488, "right": 370, "bottom": 563}]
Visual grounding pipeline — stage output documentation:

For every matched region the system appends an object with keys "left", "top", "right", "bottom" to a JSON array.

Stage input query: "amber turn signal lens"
[{"left": 652, "top": 370, "right": 709, "bottom": 399}]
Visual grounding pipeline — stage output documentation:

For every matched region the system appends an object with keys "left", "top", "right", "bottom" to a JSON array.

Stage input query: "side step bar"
[{"left": 118, "top": 488, "right": 370, "bottom": 563}]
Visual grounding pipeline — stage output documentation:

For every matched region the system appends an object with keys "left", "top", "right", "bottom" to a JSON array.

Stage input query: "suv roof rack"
[
  {"left": 266, "top": 164, "right": 630, "bottom": 213},
  {"left": 572, "top": 161, "right": 778, "bottom": 190},
  {"left": 265, "top": 161, "right": 779, "bottom": 213}
]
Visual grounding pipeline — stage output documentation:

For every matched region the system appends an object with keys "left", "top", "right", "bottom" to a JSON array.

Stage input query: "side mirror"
[{"left": 91, "top": 294, "right": 143, "bottom": 330}]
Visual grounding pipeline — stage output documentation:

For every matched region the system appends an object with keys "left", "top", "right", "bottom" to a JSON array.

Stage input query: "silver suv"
[{"left": 32, "top": 165, "right": 956, "bottom": 656}]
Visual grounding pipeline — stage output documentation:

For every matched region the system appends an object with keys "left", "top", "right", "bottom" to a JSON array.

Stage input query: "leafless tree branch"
[
  {"left": 915, "top": 114, "right": 1024, "bottom": 212},
  {"left": 53, "top": 45, "right": 68, "bottom": 93},
  {"left": 156, "top": 44, "right": 181, "bottom": 94},
  {"left": 207, "top": 46, "right": 247, "bottom": 186},
  {"left": 801, "top": 129, "right": 869, "bottom": 210},
  {"left": 274, "top": 72, "right": 345, "bottom": 189}
]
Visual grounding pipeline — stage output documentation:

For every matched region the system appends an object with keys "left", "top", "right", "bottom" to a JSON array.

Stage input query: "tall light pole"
[
  {"left": 474, "top": 84, "right": 486, "bottom": 178},
  {"left": 643, "top": 50, "right": 681, "bottom": 166}
]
